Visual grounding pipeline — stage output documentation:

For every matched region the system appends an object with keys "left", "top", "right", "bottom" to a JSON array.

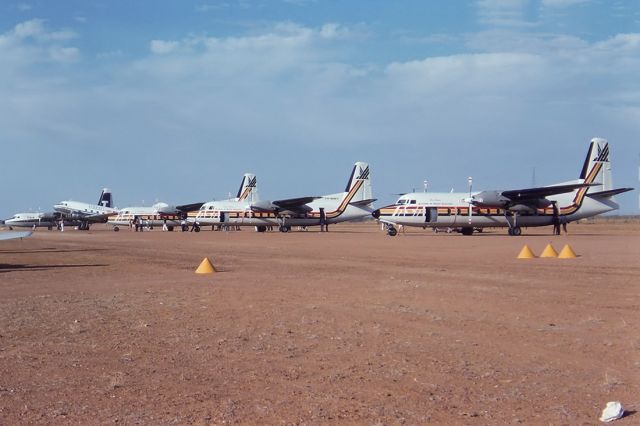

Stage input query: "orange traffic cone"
[
  {"left": 517, "top": 245, "right": 536, "bottom": 259},
  {"left": 540, "top": 243, "right": 558, "bottom": 258},
  {"left": 558, "top": 244, "right": 577, "bottom": 259},
  {"left": 195, "top": 257, "right": 216, "bottom": 274}
]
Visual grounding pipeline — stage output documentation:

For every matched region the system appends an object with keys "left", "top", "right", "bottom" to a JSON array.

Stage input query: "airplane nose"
[{"left": 372, "top": 209, "right": 380, "bottom": 219}]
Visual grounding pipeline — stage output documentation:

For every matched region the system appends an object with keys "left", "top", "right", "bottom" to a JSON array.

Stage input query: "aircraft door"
[{"left": 425, "top": 207, "right": 438, "bottom": 223}]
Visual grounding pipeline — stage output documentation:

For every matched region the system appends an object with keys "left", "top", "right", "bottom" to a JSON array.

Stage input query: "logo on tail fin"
[
  {"left": 237, "top": 174, "right": 258, "bottom": 201},
  {"left": 98, "top": 189, "right": 113, "bottom": 208}
]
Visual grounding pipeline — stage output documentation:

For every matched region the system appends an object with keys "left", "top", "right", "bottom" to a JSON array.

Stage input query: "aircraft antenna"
[
  {"left": 423, "top": 180, "right": 428, "bottom": 193},
  {"left": 467, "top": 176, "right": 473, "bottom": 225},
  {"left": 532, "top": 167, "right": 536, "bottom": 187}
]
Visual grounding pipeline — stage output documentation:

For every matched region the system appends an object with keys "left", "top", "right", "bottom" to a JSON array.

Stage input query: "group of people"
[{"left": 129, "top": 216, "right": 151, "bottom": 232}]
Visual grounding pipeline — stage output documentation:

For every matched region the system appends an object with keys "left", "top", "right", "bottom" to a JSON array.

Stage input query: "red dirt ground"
[{"left": 0, "top": 221, "right": 639, "bottom": 424}]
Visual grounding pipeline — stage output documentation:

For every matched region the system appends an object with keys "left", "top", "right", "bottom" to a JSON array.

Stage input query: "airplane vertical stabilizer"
[
  {"left": 98, "top": 188, "right": 113, "bottom": 208},
  {"left": 344, "top": 162, "right": 372, "bottom": 202},
  {"left": 236, "top": 173, "right": 258, "bottom": 202},
  {"left": 580, "top": 138, "right": 613, "bottom": 194}
]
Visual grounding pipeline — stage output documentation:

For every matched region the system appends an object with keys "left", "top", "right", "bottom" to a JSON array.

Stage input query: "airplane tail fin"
[
  {"left": 236, "top": 173, "right": 258, "bottom": 202},
  {"left": 98, "top": 188, "right": 113, "bottom": 208},
  {"left": 579, "top": 138, "right": 612, "bottom": 193},
  {"left": 580, "top": 138, "right": 634, "bottom": 199},
  {"left": 344, "top": 162, "right": 372, "bottom": 203}
]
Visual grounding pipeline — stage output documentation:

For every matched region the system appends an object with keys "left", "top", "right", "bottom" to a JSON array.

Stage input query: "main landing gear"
[
  {"left": 279, "top": 225, "right": 291, "bottom": 233},
  {"left": 505, "top": 211, "right": 522, "bottom": 236},
  {"left": 385, "top": 224, "right": 398, "bottom": 236},
  {"left": 507, "top": 226, "right": 522, "bottom": 236}
]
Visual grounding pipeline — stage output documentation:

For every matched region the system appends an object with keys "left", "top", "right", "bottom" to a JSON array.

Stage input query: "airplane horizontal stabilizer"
[
  {"left": 349, "top": 198, "right": 377, "bottom": 207},
  {"left": 586, "top": 187, "right": 634, "bottom": 198}
]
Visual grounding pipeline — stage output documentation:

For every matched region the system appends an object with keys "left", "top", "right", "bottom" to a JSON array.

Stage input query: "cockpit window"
[
  {"left": 409, "top": 199, "right": 417, "bottom": 204},
  {"left": 396, "top": 199, "right": 407, "bottom": 205}
]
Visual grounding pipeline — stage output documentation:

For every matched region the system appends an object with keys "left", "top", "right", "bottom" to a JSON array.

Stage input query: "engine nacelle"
[
  {"left": 250, "top": 201, "right": 279, "bottom": 212},
  {"left": 155, "top": 203, "right": 178, "bottom": 215},
  {"left": 470, "top": 191, "right": 510, "bottom": 208},
  {"left": 509, "top": 204, "right": 537, "bottom": 214}
]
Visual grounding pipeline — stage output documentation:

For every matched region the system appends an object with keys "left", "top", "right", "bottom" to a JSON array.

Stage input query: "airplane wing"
[
  {"left": 501, "top": 183, "right": 594, "bottom": 200},
  {"left": 271, "top": 197, "right": 318, "bottom": 213},
  {"left": 471, "top": 183, "right": 594, "bottom": 211},
  {"left": 83, "top": 213, "right": 115, "bottom": 222},
  {"left": 176, "top": 202, "right": 204, "bottom": 212},
  {"left": 0, "top": 231, "right": 32, "bottom": 241}
]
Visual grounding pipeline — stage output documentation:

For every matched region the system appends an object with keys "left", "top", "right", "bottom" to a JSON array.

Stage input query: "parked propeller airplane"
[
  {"left": 109, "top": 201, "right": 204, "bottom": 231},
  {"left": 53, "top": 188, "right": 117, "bottom": 230},
  {"left": 373, "top": 138, "right": 633, "bottom": 236},
  {"left": 4, "top": 211, "right": 63, "bottom": 230},
  {"left": 189, "top": 173, "right": 259, "bottom": 229},
  {"left": 189, "top": 162, "right": 375, "bottom": 232}
]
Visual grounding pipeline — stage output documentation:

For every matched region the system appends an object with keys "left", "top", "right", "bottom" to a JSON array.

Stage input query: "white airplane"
[
  {"left": 109, "top": 201, "right": 203, "bottom": 231},
  {"left": 0, "top": 231, "right": 32, "bottom": 241},
  {"left": 190, "top": 163, "right": 375, "bottom": 232},
  {"left": 53, "top": 188, "right": 118, "bottom": 230},
  {"left": 4, "top": 211, "right": 61, "bottom": 230},
  {"left": 188, "top": 173, "right": 259, "bottom": 229},
  {"left": 373, "top": 138, "right": 633, "bottom": 236}
]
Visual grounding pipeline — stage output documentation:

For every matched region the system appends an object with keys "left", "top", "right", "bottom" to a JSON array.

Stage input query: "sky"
[{"left": 1, "top": 0, "right": 639, "bottom": 218}]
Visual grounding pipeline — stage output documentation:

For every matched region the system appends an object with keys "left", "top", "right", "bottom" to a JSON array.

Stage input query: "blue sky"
[{"left": 1, "top": 0, "right": 639, "bottom": 218}]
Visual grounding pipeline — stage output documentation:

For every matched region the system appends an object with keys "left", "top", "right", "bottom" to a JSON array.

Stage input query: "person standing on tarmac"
[
  {"left": 319, "top": 208, "right": 326, "bottom": 232},
  {"left": 551, "top": 202, "right": 561, "bottom": 235}
]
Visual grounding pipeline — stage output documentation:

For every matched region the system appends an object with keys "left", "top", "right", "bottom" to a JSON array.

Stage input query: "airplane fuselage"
[
  {"left": 4, "top": 212, "right": 59, "bottom": 229},
  {"left": 190, "top": 193, "right": 373, "bottom": 228},
  {"left": 53, "top": 201, "right": 117, "bottom": 222},
  {"left": 108, "top": 206, "right": 183, "bottom": 229},
  {"left": 375, "top": 189, "right": 617, "bottom": 230}
]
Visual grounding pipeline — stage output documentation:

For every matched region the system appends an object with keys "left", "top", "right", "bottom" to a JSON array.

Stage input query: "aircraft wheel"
[
  {"left": 387, "top": 227, "right": 398, "bottom": 237},
  {"left": 461, "top": 227, "right": 473, "bottom": 236},
  {"left": 256, "top": 226, "right": 267, "bottom": 233},
  {"left": 181, "top": 224, "right": 188, "bottom": 232},
  {"left": 279, "top": 225, "right": 290, "bottom": 233},
  {"left": 167, "top": 226, "right": 174, "bottom": 231},
  {"left": 508, "top": 228, "right": 514, "bottom": 236},
  {"left": 194, "top": 225, "right": 201, "bottom": 232},
  {"left": 113, "top": 226, "right": 120, "bottom": 232},
  {"left": 512, "top": 226, "right": 522, "bottom": 236}
]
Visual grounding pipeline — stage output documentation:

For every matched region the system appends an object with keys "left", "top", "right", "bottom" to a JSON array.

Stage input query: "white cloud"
[
  {"left": 10, "top": 19, "right": 76, "bottom": 41},
  {"left": 476, "top": 0, "right": 533, "bottom": 27},
  {"left": 150, "top": 39, "right": 179, "bottom": 54},
  {"left": 48, "top": 46, "right": 79, "bottom": 62},
  {"left": 0, "top": 19, "right": 80, "bottom": 68}
]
